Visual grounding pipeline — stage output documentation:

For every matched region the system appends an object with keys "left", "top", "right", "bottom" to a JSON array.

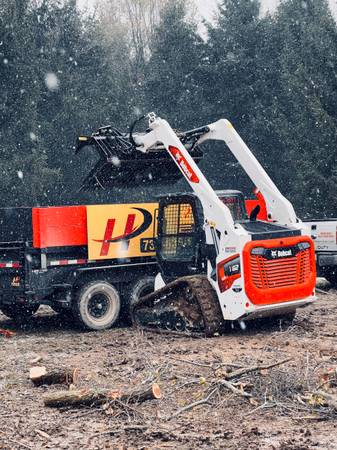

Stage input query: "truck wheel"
[
  {"left": 129, "top": 276, "right": 155, "bottom": 307},
  {"left": 0, "top": 304, "right": 39, "bottom": 322},
  {"left": 72, "top": 281, "right": 121, "bottom": 331}
]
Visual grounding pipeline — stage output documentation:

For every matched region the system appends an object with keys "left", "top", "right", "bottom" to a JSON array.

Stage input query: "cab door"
[{"left": 156, "top": 195, "right": 205, "bottom": 280}]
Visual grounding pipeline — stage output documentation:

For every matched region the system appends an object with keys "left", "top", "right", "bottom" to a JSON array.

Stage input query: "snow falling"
[{"left": 44, "top": 72, "right": 59, "bottom": 91}]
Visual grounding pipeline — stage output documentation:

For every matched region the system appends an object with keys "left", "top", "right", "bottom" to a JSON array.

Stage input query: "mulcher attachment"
[
  {"left": 77, "top": 124, "right": 204, "bottom": 190},
  {"left": 131, "top": 275, "right": 225, "bottom": 337}
]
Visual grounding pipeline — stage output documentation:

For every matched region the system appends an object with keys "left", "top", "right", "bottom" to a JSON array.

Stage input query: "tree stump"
[{"left": 30, "top": 366, "right": 79, "bottom": 386}]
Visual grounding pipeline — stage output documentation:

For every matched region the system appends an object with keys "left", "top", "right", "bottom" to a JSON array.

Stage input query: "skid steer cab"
[
  {"left": 155, "top": 191, "right": 248, "bottom": 281},
  {"left": 131, "top": 114, "right": 316, "bottom": 335}
]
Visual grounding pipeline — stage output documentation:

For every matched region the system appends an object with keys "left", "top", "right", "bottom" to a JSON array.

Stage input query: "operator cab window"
[
  {"left": 161, "top": 203, "right": 196, "bottom": 261},
  {"left": 219, "top": 193, "right": 248, "bottom": 222}
]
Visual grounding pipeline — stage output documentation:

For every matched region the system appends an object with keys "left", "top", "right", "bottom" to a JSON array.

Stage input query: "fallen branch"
[
  {"left": 246, "top": 401, "right": 276, "bottom": 415},
  {"left": 216, "top": 379, "right": 252, "bottom": 398},
  {"left": 138, "top": 327, "right": 203, "bottom": 339},
  {"left": 167, "top": 388, "right": 217, "bottom": 421},
  {"left": 316, "top": 288, "right": 328, "bottom": 295},
  {"left": 30, "top": 366, "right": 79, "bottom": 387},
  {"left": 8, "top": 438, "right": 33, "bottom": 449},
  {"left": 225, "top": 358, "right": 292, "bottom": 380},
  {"left": 35, "top": 429, "right": 51, "bottom": 440},
  {"left": 44, "top": 383, "right": 161, "bottom": 408}
]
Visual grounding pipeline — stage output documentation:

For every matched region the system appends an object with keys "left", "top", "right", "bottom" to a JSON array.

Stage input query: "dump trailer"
[
  {"left": 127, "top": 114, "right": 317, "bottom": 335},
  {"left": 0, "top": 202, "right": 159, "bottom": 330}
]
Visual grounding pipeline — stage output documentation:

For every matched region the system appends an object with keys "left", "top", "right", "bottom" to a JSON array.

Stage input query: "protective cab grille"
[
  {"left": 250, "top": 248, "right": 311, "bottom": 289},
  {"left": 161, "top": 203, "right": 195, "bottom": 259}
]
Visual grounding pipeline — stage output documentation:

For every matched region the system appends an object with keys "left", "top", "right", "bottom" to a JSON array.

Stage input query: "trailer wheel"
[
  {"left": 72, "top": 281, "right": 121, "bottom": 331},
  {"left": 0, "top": 304, "right": 39, "bottom": 322},
  {"left": 129, "top": 276, "right": 155, "bottom": 307}
]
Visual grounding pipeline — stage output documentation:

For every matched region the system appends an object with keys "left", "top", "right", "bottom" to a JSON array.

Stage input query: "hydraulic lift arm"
[
  {"left": 134, "top": 115, "right": 236, "bottom": 240},
  {"left": 135, "top": 115, "right": 297, "bottom": 228},
  {"left": 196, "top": 120, "right": 297, "bottom": 225}
]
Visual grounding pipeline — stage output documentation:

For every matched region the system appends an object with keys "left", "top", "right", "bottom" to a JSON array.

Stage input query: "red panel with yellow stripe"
[{"left": 32, "top": 203, "right": 158, "bottom": 260}]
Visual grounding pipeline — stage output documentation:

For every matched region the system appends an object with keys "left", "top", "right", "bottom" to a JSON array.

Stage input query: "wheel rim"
[{"left": 87, "top": 293, "right": 109, "bottom": 319}]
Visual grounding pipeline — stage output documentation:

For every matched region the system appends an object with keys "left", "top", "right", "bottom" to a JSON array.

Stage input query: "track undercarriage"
[{"left": 131, "top": 275, "right": 225, "bottom": 337}]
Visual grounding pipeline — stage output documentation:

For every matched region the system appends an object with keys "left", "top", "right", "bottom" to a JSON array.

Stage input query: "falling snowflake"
[
  {"left": 17, "top": 171, "right": 23, "bottom": 179},
  {"left": 111, "top": 156, "right": 120, "bottom": 167},
  {"left": 29, "top": 132, "right": 37, "bottom": 142},
  {"left": 45, "top": 72, "right": 59, "bottom": 91}
]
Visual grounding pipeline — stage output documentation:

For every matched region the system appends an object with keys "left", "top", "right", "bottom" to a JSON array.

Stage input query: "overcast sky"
[
  {"left": 78, "top": 0, "right": 337, "bottom": 20},
  {"left": 197, "top": 0, "right": 337, "bottom": 20}
]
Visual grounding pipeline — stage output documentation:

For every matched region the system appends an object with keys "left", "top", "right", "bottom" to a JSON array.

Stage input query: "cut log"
[
  {"left": 44, "top": 383, "right": 161, "bottom": 408},
  {"left": 30, "top": 366, "right": 79, "bottom": 386}
]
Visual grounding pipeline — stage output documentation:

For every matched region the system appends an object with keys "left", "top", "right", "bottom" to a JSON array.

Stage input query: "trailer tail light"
[
  {"left": 217, "top": 254, "right": 240, "bottom": 293},
  {"left": 11, "top": 276, "right": 20, "bottom": 287}
]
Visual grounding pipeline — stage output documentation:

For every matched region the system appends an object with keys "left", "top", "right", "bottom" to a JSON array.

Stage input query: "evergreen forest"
[{"left": 1, "top": 0, "right": 337, "bottom": 218}]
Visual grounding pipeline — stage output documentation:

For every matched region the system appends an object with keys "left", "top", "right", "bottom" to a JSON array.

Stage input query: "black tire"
[
  {"left": 129, "top": 276, "right": 155, "bottom": 308},
  {"left": 0, "top": 304, "right": 39, "bottom": 322},
  {"left": 72, "top": 281, "right": 121, "bottom": 331}
]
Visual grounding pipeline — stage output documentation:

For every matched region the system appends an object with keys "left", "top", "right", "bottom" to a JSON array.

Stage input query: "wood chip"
[{"left": 35, "top": 429, "right": 51, "bottom": 440}]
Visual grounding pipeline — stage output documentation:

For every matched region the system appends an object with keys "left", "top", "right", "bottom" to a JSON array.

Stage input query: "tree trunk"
[{"left": 44, "top": 383, "right": 161, "bottom": 408}]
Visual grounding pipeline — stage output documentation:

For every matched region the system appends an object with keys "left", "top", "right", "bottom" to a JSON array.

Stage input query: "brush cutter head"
[{"left": 76, "top": 123, "right": 204, "bottom": 190}]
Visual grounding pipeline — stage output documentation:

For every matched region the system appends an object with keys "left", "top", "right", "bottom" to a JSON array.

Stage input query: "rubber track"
[
  {"left": 131, "top": 275, "right": 224, "bottom": 337},
  {"left": 185, "top": 276, "right": 224, "bottom": 336}
]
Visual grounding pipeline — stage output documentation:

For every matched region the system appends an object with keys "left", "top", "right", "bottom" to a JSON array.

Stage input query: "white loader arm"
[
  {"left": 135, "top": 115, "right": 297, "bottom": 227},
  {"left": 135, "top": 116, "right": 235, "bottom": 235},
  {"left": 197, "top": 119, "right": 297, "bottom": 225}
]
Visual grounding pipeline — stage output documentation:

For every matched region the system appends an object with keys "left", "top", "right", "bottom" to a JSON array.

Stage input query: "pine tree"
[
  {"left": 0, "top": 0, "right": 59, "bottom": 206},
  {"left": 257, "top": 0, "right": 337, "bottom": 216},
  {"left": 144, "top": 0, "right": 204, "bottom": 128},
  {"left": 205, "top": 0, "right": 262, "bottom": 123},
  {"left": 198, "top": 0, "right": 264, "bottom": 193}
]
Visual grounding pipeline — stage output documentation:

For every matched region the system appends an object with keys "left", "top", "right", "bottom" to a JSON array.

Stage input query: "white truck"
[{"left": 304, "top": 219, "right": 337, "bottom": 287}]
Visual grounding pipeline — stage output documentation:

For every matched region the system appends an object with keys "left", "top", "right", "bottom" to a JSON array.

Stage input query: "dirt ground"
[{"left": 1, "top": 286, "right": 337, "bottom": 450}]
